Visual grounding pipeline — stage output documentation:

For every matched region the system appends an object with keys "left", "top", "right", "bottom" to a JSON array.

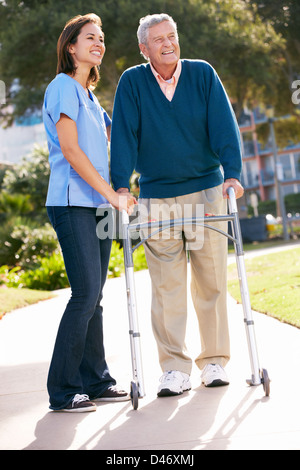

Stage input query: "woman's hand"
[{"left": 111, "top": 189, "right": 137, "bottom": 215}]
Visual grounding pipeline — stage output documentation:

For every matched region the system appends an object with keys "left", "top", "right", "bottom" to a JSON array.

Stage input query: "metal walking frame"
[{"left": 121, "top": 187, "right": 270, "bottom": 410}]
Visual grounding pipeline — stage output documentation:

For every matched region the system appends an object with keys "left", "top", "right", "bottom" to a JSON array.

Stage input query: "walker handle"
[
  {"left": 122, "top": 209, "right": 130, "bottom": 225},
  {"left": 227, "top": 186, "right": 238, "bottom": 214}
]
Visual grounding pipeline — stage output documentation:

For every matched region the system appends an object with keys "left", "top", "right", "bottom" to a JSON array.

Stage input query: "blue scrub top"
[{"left": 43, "top": 73, "right": 111, "bottom": 207}]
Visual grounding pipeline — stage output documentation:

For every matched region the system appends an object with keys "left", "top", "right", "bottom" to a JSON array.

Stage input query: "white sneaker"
[
  {"left": 201, "top": 364, "right": 229, "bottom": 387},
  {"left": 157, "top": 370, "right": 191, "bottom": 397}
]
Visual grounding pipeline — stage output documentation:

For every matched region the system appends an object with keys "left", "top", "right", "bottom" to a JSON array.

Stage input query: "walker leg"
[
  {"left": 235, "top": 253, "right": 262, "bottom": 386},
  {"left": 227, "top": 188, "right": 270, "bottom": 395},
  {"left": 122, "top": 211, "right": 145, "bottom": 409}
]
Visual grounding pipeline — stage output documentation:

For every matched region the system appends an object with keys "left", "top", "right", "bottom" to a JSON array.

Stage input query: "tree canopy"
[
  {"left": 250, "top": 0, "right": 300, "bottom": 115},
  {"left": 0, "top": 0, "right": 296, "bottom": 123}
]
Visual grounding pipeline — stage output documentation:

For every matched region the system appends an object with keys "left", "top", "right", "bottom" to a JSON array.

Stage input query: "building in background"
[
  {"left": 0, "top": 115, "right": 46, "bottom": 166},
  {"left": 238, "top": 108, "right": 300, "bottom": 205}
]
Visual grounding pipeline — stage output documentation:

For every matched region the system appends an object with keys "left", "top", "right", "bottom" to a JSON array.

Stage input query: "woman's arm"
[{"left": 56, "top": 114, "right": 135, "bottom": 212}]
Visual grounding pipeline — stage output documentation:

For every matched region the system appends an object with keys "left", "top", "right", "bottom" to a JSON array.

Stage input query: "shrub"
[
  {"left": 108, "top": 240, "right": 124, "bottom": 278},
  {"left": 0, "top": 192, "right": 33, "bottom": 215},
  {"left": 0, "top": 240, "right": 148, "bottom": 291},
  {"left": 107, "top": 241, "right": 147, "bottom": 278},
  {"left": 285, "top": 193, "right": 300, "bottom": 215},
  {"left": 2, "top": 145, "right": 50, "bottom": 217},
  {"left": 11, "top": 223, "right": 58, "bottom": 269},
  {"left": 133, "top": 244, "right": 148, "bottom": 271},
  {"left": 0, "top": 219, "right": 58, "bottom": 268},
  {"left": 0, "top": 217, "right": 29, "bottom": 267},
  {"left": 248, "top": 194, "right": 300, "bottom": 218},
  {"left": 17, "top": 253, "right": 69, "bottom": 291},
  {"left": 257, "top": 200, "right": 276, "bottom": 217},
  {"left": 0, "top": 265, "right": 22, "bottom": 287}
]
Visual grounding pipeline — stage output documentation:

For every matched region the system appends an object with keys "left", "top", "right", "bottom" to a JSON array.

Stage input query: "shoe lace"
[
  {"left": 205, "top": 364, "right": 221, "bottom": 372},
  {"left": 159, "top": 371, "right": 177, "bottom": 383},
  {"left": 72, "top": 394, "right": 90, "bottom": 406}
]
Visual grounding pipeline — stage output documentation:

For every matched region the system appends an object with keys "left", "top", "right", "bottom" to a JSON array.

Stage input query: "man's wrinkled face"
[{"left": 139, "top": 20, "right": 180, "bottom": 74}]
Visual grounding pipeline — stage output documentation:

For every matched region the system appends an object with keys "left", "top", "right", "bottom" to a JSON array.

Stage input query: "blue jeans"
[{"left": 47, "top": 206, "right": 115, "bottom": 410}]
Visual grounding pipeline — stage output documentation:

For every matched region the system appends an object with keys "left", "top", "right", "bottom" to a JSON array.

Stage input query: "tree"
[
  {"left": 173, "top": 0, "right": 284, "bottom": 117},
  {"left": 0, "top": 0, "right": 284, "bottom": 122},
  {"left": 246, "top": 1, "right": 300, "bottom": 148},
  {"left": 249, "top": 0, "right": 300, "bottom": 116}
]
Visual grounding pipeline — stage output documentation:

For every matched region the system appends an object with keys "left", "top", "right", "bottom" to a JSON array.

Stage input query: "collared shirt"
[
  {"left": 43, "top": 73, "right": 111, "bottom": 208},
  {"left": 149, "top": 60, "right": 182, "bottom": 101}
]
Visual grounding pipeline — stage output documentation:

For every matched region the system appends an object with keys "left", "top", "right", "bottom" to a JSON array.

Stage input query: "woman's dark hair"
[{"left": 57, "top": 13, "right": 103, "bottom": 89}]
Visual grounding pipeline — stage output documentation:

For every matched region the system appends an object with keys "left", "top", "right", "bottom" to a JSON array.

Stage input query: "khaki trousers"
[{"left": 139, "top": 185, "right": 230, "bottom": 374}]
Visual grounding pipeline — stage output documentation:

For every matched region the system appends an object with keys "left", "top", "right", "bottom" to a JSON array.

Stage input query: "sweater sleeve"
[
  {"left": 205, "top": 64, "right": 242, "bottom": 181},
  {"left": 110, "top": 70, "right": 139, "bottom": 191}
]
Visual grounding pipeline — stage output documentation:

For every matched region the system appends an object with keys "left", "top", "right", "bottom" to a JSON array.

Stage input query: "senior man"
[{"left": 111, "top": 14, "right": 244, "bottom": 397}]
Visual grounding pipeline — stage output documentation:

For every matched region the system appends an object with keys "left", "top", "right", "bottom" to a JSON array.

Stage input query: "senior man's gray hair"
[{"left": 137, "top": 13, "right": 177, "bottom": 46}]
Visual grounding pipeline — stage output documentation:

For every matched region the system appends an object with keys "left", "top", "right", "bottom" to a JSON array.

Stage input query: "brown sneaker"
[
  {"left": 57, "top": 394, "right": 96, "bottom": 413},
  {"left": 93, "top": 385, "right": 130, "bottom": 402}
]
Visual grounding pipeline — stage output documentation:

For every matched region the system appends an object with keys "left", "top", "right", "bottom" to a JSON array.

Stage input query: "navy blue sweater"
[{"left": 111, "top": 60, "right": 242, "bottom": 198}]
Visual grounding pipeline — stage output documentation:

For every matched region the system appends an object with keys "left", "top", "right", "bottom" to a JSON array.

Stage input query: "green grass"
[
  {"left": 228, "top": 247, "right": 300, "bottom": 328},
  {"left": 0, "top": 287, "right": 54, "bottom": 319}
]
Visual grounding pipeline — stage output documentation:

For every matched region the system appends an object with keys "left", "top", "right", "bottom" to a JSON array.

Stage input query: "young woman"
[{"left": 43, "top": 14, "right": 135, "bottom": 412}]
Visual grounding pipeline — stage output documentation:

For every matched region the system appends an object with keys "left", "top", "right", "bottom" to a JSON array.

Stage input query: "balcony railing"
[
  {"left": 242, "top": 141, "right": 256, "bottom": 158},
  {"left": 260, "top": 170, "right": 274, "bottom": 185},
  {"left": 241, "top": 173, "right": 259, "bottom": 188}
]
